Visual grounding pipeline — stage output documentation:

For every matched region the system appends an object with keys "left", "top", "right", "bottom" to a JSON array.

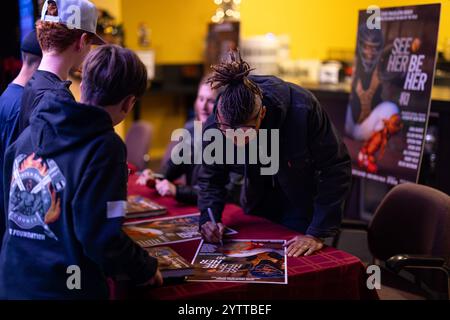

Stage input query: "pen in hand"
[{"left": 207, "top": 208, "right": 224, "bottom": 247}]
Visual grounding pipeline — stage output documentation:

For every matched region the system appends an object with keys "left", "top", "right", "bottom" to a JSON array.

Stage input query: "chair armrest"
[
  {"left": 386, "top": 254, "right": 449, "bottom": 275},
  {"left": 340, "top": 219, "right": 369, "bottom": 231}
]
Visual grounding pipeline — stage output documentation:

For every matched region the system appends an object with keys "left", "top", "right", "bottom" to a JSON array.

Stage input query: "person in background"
[
  {"left": 0, "top": 44, "right": 162, "bottom": 299},
  {"left": 198, "top": 51, "right": 352, "bottom": 257},
  {"left": 141, "top": 77, "right": 243, "bottom": 205},
  {"left": 16, "top": 0, "right": 104, "bottom": 137},
  {"left": 0, "top": 30, "right": 42, "bottom": 249}
]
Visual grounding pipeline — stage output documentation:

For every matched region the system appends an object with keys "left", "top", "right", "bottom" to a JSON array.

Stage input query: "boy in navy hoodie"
[
  {"left": 0, "top": 30, "right": 42, "bottom": 249},
  {"left": 0, "top": 45, "right": 162, "bottom": 299}
]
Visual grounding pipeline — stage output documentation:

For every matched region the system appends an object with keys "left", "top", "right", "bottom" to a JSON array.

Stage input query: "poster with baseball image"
[
  {"left": 345, "top": 4, "right": 440, "bottom": 185},
  {"left": 188, "top": 240, "right": 287, "bottom": 284},
  {"left": 123, "top": 213, "right": 237, "bottom": 247}
]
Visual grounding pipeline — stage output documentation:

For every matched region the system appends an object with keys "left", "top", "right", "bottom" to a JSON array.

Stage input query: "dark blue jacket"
[
  {"left": 198, "top": 76, "right": 352, "bottom": 238},
  {"left": 0, "top": 92, "right": 157, "bottom": 299},
  {"left": 0, "top": 84, "right": 24, "bottom": 248},
  {"left": 1, "top": 71, "right": 74, "bottom": 247}
]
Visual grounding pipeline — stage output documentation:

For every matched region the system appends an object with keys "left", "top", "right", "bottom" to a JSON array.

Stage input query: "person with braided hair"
[{"left": 198, "top": 51, "right": 352, "bottom": 257}]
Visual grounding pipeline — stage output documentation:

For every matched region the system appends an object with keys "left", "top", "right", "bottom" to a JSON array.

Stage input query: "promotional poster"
[
  {"left": 188, "top": 240, "right": 287, "bottom": 284},
  {"left": 145, "top": 246, "right": 194, "bottom": 278},
  {"left": 123, "top": 213, "right": 238, "bottom": 247},
  {"left": 345, "top": 4, "right": 440, "bottom": 185},
  {"left": 126, "top": 195, "right": 167, "bottom": 219}
]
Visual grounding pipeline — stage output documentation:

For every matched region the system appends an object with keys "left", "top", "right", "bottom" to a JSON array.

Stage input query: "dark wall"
[
  {"left": 0, "top": 1, "right": 20, "bottom": 92},
  {"left": 0, "top": 1, "right": 20, "bottom": 58}
]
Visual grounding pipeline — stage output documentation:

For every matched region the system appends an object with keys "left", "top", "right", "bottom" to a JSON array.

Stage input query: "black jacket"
[
  {"left": 162, "top": 121, "right": 243, "bottom": 205},
  {"left": 0, "top": 92, "right": 157, "bottom": 299},
  {"left": 197, "top": 76, "right": 352, "bottom": 238},
  {"left": 18, "top": 70, "right": 74, "bottom": 135}
]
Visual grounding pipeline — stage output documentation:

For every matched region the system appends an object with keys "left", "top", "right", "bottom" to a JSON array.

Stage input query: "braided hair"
[{"left": 207, "top": 50, "right": 263, "bottom": 126}]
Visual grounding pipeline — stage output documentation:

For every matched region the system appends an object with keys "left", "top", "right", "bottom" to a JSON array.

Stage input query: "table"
[{"left": 116, "top": 175, "right": 378, "bottom": 300}]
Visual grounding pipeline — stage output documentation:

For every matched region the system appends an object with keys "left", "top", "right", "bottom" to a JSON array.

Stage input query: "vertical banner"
[{"left": 344, "top": 4, "right": 441, "bottom": 185}]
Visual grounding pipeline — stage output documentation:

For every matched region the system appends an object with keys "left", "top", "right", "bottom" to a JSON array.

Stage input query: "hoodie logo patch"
[{"left": 8, "top": 153, "right": 66, "bottom": 241}]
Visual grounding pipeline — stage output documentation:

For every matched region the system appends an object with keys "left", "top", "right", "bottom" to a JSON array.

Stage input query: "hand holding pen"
[{"left": 200, "top": 208, "right": 225, "bottom": 245}]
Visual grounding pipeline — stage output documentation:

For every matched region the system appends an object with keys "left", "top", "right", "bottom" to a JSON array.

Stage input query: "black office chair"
[{"left": 335, "top": 183, "right": 450, "bottom": 300}]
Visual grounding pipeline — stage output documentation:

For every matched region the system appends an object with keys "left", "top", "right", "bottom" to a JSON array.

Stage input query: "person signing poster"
[{"left": 197, "top": 51, "right": 352, "bottom": 257}]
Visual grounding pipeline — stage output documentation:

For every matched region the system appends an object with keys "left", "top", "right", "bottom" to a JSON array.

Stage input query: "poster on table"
[
  {"left": 123, "top": 213, "right": 237, "bottom": 247},
  {"left": 188, "top": 240, "right": 287, "bottom": 284},
  {"left": 344, "top": 4, "right": 440, "bottom": 185}
]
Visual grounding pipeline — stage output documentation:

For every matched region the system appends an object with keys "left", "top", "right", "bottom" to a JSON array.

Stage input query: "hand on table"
[
  {"left": 155, "top": 179, "right": 176, "bottom": 197},
  {"left": 285, "top": 235, "right": 324, "bottom": 257},
  {"left": 200, "top": 221, "right": 225, "bottom": 244},
  {"left": 136, "top": 169, "right": 155, "bottom": 187}
]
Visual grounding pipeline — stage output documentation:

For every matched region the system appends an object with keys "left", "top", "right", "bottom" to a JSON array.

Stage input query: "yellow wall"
[
  {"left": 92, "top": 0, "right": 122, "bottom": 22},
  {"left": 120, "top": 0, "right": 450, "bottom": 63},
  {"left": 138, "top": 94, "right": 187, "bottom": 160},
  {"left": 240, "top": 0, "right": 449, "bottom": 59},
  {"left": 91, "top": 0, "right": 450, "bottom": 159},
  {"left": 122, "top": 0, "right": 216, "bottom": 64}
]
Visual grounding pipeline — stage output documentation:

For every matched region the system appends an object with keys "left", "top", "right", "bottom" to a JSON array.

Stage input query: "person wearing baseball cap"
[
  {"left": 15, "top": 0, "right": 105, "bottom": 137},
  {"left": 0, "top": 30, "right": 43, "bottom": 248},
  {"left": 0, "top": 44, "right": 161, "bottom": 299},
  {"left": 40, "top": 0, "right": 105, "bottom": 45}
]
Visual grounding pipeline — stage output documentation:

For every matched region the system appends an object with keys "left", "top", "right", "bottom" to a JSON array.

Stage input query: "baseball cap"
[
  {"left": 40, "top": 0, "right": 105, "bottom": 45},
  {"left": 21, "top": 30, "right": 43, "bottom": 57}
]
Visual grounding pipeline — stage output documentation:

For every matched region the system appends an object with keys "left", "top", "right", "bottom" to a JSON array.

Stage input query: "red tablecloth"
[{"left": 117, "top": 174, "right": 378, "bottom": 300}]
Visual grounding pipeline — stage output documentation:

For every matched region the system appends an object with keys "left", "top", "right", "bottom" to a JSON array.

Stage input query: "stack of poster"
[
  {"left": 126, "top": 195, "right": 167, "bottom": 219},
  {"left": 123, "top": 213, "right": 237, "bottom": 247},
  {"left": 344, "top": 4, "right": 440, "bottom": 185},
  {"left": 187, "top": 240, "right": 287, "bottom": 284},
  {"left": 145, "top": 246, "right": 194, "bottom": 279}
]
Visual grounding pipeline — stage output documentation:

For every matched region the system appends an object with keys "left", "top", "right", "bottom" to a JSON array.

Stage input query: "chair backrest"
[
  {"left": 368, "top": 183, "right": 450, "bottom": 261},
  {"left": 160, "top": 140, "right": 178, "bottom": 172},
  {"left": 125, "top": 121, "right": 153, "bottom": 171}
]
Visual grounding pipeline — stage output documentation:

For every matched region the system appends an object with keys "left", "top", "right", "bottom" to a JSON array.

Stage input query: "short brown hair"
[
  {"left": 81, "top": 45, "right": 148, "bottom": 106},
  {"left": 21, "top": 52, "right": 42, "bottom": 67},
  {"left": 36, "top": 20, "right": 90, "bottom": 53}
]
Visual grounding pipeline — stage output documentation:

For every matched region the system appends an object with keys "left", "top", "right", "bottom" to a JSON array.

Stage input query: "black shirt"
[{"left": 18, "top": 70, "right": 74, "bottom": 135}]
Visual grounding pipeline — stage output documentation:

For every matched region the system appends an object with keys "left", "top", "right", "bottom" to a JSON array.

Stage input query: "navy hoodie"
[{"left": 0, "top": 91, "right": 157, "bottom": 299}]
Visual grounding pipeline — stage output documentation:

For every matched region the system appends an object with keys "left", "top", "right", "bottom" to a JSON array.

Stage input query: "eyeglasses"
[{"left": 214, "top": 106, "right": 262, "bottom": 135}]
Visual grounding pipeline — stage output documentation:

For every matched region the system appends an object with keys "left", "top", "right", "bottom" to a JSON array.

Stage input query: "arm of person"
[
  {"left": 175, "top": 184, "right": 198, "bottom": 204},
  {"left": 0, "top": 140, "right": 15, "bottom": 250},
  {"left": 287, "top": 94, "right": 351, "bottom": 257},
  {"left": 306, "top": 94, "right": 352, "bottom": 239},
  {"left": 174, "top": 172, "right": 242, "bottom": 206},
  {"left": 197, "top": 163, "right": 230, "bottom": 243},
  {"left": 160, "top": 141, "right": 189, "bottom": 182},
  {"left": 156, "top": 144, "right": 191, "bottom": 197},
  {"left": 72, "top": 157, "right": 161, "bottom": 286},
  {"left": 224, "top": 172, "right": 244, "bottom": 205}
]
